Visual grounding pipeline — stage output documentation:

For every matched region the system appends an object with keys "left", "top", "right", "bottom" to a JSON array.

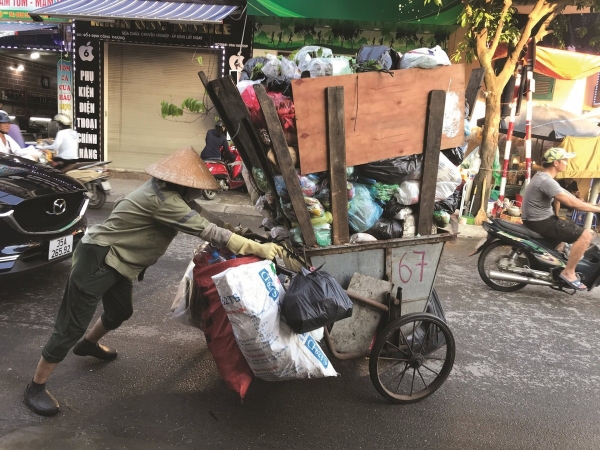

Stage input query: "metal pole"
[
  {"left": 524, "top": 42, "right": 535, "bottom": 187},
  {"left": 497, "top": 64, "right": 523, "bottom": 212},
  {"left": 584, "top": 178, "right": 600, "bottom": 230}
]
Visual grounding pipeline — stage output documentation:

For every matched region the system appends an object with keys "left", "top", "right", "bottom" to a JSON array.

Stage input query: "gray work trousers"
[{"left": 42, "top": 243, "right": 133, "bottom": 363}]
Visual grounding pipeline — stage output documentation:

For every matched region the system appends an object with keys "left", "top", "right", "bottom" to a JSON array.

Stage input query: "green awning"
[{"left": 247, "top": 0, "right": 462, "bottom": 24}]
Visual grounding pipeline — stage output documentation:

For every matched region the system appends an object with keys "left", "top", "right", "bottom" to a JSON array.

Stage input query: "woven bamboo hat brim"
[{"left": 145, "top": 147, "right": 220, "bottom": 190}]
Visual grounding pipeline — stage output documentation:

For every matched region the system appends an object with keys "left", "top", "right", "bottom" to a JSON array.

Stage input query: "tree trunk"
[{"left": 470, "top": 83, "right": 502, "bottom": 216}]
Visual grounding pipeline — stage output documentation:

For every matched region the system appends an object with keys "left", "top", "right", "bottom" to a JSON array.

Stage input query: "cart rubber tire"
[
  {"left": 477, "top": 241, "right": 530, "bottom": 292},
  {"left": 202, "top": 189, "right": 217, "bottom": 201},
  {"left": 369, "top": 312, "right": 455, "bottom": 404},
  {"left": 88, "top": 187, "right": 106, "bottom": 209}
]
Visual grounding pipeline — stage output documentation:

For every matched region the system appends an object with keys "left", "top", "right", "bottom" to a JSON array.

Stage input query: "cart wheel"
[{"left": 369, "top": 312, "right": 455, "bottom": 404}]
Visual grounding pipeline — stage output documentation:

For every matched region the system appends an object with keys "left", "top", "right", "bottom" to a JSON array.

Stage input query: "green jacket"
[{"left": 82, "top": 178, "right": 212, "bottom": 280}]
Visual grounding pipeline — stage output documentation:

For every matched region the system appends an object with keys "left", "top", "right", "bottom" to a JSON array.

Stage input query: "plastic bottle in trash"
[{"left": 208, "top": 251, "right": 227, "bottom": 265}]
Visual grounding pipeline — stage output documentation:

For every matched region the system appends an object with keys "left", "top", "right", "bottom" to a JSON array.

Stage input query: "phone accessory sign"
[{"left": 73, "top": 33, "right": 102, "bottom": 161}]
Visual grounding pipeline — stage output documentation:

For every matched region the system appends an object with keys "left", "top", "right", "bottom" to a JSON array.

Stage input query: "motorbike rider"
[
  {"left": 0, "top": 110, "right": 31, "bottom": 158},
  {"left": 200, "top": 120, "right": 236, "bottom": 163},
  {"left": 522, "top": 147, "right": 600, "bottom": 291},
  {"left": 39, "top": 114, "right": 79, "bottom": 170},
  {"left": 23, "top": 147, "right": 283, "bottom": 416}
]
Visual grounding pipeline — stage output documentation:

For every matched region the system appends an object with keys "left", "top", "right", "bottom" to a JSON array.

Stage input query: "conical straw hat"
[{"left": 145, "top": 147, "right": 220, "bottom": 190}]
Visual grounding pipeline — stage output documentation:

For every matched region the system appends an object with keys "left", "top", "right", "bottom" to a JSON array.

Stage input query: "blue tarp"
[{"left": 31, "top": 0, "right": 238, "bottom": 23}]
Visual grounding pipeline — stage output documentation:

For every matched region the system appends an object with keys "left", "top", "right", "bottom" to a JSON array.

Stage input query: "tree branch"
[
  {"left": 497, "top": 0, "right": 555, "bottom": 84},
  {"left": 477, "top": 28, "right": 491, "bottom": 64},
  {"left": 535, "top": 11, "right": 559, "bottom": 42},
  {"left": 489, "top": 0, "right": 513, "bottom": 56}
]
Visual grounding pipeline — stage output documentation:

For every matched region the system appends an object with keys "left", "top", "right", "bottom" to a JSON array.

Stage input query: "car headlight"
[{"left": 0, "top": 204, "right": 13, "bottom": 217}]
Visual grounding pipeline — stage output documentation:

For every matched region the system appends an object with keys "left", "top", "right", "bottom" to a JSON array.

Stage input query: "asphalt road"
[{"left": 1, "top": 204, "right": 600, "bottom": 449}]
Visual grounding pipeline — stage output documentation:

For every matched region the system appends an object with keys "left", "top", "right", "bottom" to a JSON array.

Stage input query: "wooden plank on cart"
[
  {"left": 241, "top": 117, "right": 288, "bottom": 226},
  {"left": 198, "top": 71, "right": 260, "bottom": 170},
  {"left": 417, "top": 90, "right": 446, "bottom": 236},
  {"left": 465, "top": 68, "right": 485, "bottom": 119},
  {"left": 254, "top": 84, "right": 318, "bottom": 247},
  {"left": 326, "top": 86, "right": 350, "bottom": 245},
  {"left": 292, "top": 65, "right": 465, "bottom": 174}
]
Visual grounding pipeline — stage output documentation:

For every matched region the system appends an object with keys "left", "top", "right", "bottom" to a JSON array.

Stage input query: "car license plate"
[
  {"left": 101, "top": 181, "right": 111, "bottom": 191},
  {"left": 48, "top": 235, "right": 73, "bottom": 260}
]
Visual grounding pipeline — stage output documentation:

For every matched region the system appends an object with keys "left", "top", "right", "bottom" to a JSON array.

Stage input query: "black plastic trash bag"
[
  {"left": 356, "top": 45, "right": 402, "bottom": 71},
  {"left": 404, "top": 289, "right": 447, "bottom": 354},
  {"left": 239, "top": 57, "right": 268, "bottom": 81},
  {"left": 382, "top": 197, "right": 403, "bottom": 219},
  {"left": 365, "top": 217, "right": 404, "bottom": 240},
  {"left": 265, "top": 76, "right": 293, "bottom": 97},
  {"left": 281, "top": 268, "right": 353, "bottom": 333},
  {"left": 356, "top": 155, "right": 423, "bottom": 184},
  {"left": 434, "top": 188, "right": 461, "bottom": 214},
  {"left": 441, "top": 144, "right": 466, "bottom": 166}
]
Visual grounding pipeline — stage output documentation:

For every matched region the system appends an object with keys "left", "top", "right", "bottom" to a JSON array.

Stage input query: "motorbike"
[
  {"left": 39, "top": 149, "right": 111, "bottom": 209},
  {"left": 471, "top": 218, "right": 600, "bottom": 294},
  {"left": 202, "top": 146, "right": 245, "bottom": 201},
  {"left": 63, "top": 161, "right": 112, "bottom": 209}
]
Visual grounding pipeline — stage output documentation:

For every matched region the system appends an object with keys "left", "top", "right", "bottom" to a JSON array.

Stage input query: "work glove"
[{"left": 226, "top": 234, "right": 283, "bottom": 260}]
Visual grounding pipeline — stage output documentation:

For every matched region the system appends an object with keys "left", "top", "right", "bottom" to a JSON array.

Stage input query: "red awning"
[{"left": 493, "top": 45, "right": 600, "bottom": 80}]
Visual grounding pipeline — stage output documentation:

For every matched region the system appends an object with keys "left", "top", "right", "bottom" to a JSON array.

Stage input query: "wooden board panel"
[
  {"left": 417, "top": 90, "right": 446, "bottom": 236},
  {"left": 326, "top": 86, "right": 350, "bottom": 245},
  {"left": 465, "top": 68, "right": 485, "bottom": 119},
  {"left": 292, "top": 65, "right": 465, "bottom": 174}
]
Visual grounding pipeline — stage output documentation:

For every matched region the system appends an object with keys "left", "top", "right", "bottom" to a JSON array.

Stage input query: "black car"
[{"left": 0, "top": 154, "right": 88, "bottom": 276}]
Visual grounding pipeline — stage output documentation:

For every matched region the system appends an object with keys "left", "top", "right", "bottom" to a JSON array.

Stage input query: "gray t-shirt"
[{"left": 521, "top": 171, "right": 569, "bottom": 221}]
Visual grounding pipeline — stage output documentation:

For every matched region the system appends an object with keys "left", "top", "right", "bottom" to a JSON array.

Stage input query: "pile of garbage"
[{"left": 237, "top": 44, "right": 469, "bottom": 246}]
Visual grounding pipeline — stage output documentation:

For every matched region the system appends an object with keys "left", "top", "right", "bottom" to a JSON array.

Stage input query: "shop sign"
[
  {"left": 72, "top": 18, "right": 253, "bottom": 162},
  {"left": 73, "top": 38, "right": 101, "bottom": 160},
  {"left": 57, "top": 58, "right": 72, "bottom": 117},
  {"left": 78, "top": 18, "right": 253, "bottom": 74},
  {"left": 0, "top": 0, "right": 63, "bottom": 22}
]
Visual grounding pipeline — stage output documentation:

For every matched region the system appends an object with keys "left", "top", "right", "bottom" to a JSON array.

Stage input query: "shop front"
[
  {"left": 0, "top": 1, "right": 67, "bottom": 143},
  {"left": 32, "top": 1, "right": 252, "bottom": 170}
]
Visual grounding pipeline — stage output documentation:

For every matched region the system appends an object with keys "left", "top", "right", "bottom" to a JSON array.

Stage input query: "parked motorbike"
[
  {"left": 202, "top": 147, "right": 245, "bottom": 201},
  {"left": 471, "top": 218, "right": 600, "bottom": 293}
]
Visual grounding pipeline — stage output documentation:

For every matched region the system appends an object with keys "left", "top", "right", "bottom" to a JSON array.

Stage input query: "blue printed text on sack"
[
  {"left": 305, "top": 335, "right": 329, "bottom": 368},
  {"left": 259, "top": 268, "right": 279, "bottom": 301}
]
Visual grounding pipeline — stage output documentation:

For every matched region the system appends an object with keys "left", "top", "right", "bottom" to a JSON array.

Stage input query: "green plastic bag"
[{"left": 492, "top": 147, "right": 502, "bottom": 188}]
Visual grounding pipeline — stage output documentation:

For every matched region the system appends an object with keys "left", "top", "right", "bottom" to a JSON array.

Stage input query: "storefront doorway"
[{"left": 105, "top": 43, "right": 221, "bottom": 170}]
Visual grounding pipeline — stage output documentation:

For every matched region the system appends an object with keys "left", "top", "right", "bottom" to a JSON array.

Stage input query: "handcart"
[
  {"left": 197, "top": 66, "right": 477, "bottom": 404},
  {"left": 263, "top": 231, "right": 455, "bottom": 405}
]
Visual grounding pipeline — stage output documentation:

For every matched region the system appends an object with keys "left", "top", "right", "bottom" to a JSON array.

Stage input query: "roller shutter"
[{"left": 107, "top": 43, "right": 220, "bottom": 170}]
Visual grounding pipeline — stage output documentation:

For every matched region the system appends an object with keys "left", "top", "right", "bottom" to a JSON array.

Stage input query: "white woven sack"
[{"left": 212, "top": 260, "right": 337, "bottom": 381}]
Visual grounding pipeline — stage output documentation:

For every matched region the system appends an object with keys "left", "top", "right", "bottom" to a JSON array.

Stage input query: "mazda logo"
[{"left": 46, "top": 199, "right": 66, "bottom": 216}]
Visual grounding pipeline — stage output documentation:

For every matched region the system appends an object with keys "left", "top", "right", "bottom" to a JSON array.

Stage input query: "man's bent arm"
[{"left": 554, "top": 192, "right": 600, "bottom": 214}]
